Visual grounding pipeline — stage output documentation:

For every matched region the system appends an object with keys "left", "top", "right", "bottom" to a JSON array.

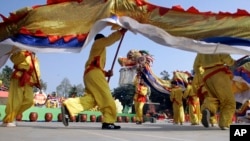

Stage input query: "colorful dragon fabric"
[
  {"left": 233, "top": 58, "right": 250, "bottom": 103},
  {"left": 1, "top": 0, "right": 250, "bottom": 102},
  {"left": 118, "top": 49, "right": 191, "bottom": 94},
  {"left": 118, "top": 49, "right": 250, "bottom": 103},
  {"left": 1, "top": 0, "right": 250, "bottom": 55}
]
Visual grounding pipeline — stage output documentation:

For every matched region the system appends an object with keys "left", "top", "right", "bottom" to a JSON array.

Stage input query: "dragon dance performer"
[
  {"left": 193, "top": 67, "right": 218, "bottom": 127},
  {"left": 183, "top": 76, "right": 201, "bottom": 125},
  {"left": 2, "top": 49, "right": 41, "bottom": 127},
  {"left": 61, "top": 28, "right": 127, "bottom": 129},
  {"left": 193, "top": 53, "right": 235, "bottom": 130},
  {"left": 45, "top": 94, "right": 59, "bottom": 108},
  {"left": 133, "top": 74, "right": 149, "bottom": 124},
  {"left": 170, "top": 80, "right": 185, "bottom": 125}
]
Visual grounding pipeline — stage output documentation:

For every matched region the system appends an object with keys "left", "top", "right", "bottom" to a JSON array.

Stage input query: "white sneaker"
[{"left": 1, "top": 122, "right": 16, "bottom": 127}]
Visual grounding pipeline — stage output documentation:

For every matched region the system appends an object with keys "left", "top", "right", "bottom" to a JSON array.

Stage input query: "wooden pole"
[
  {"left": 236, "top": 55, "right": 249, "bottom": 63},
  {"left": 30, "top": 52, "right": 41, "bottom": 91},
  {"left": 107, "top": 33, "right": 126, "bottom": 83}
]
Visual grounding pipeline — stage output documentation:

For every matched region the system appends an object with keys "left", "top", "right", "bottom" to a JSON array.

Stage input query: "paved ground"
[{"left": 0, "top": 120, "right": 247, "bottom": 141}]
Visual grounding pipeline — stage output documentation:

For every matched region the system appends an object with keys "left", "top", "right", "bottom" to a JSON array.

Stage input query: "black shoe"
[
  {"left": 61, "top": 105, "right": 69, "bottom": 127},
  {"left": 201, "top": 109, "right": 210, "bottom": 128},
  {"left": 102, "top": 123, "right": 121, "bottom": 129},
  {"left": 136, "top": 121, "right": 142, "bottom": 125}
]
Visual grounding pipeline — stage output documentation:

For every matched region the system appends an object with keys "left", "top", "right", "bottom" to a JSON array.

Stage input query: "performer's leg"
[
  {"left": 137, "top": 102, "right": 145, "bottom": 123},
  {"left": 3, "top": 79, "right": 22, "bottom": 124},
  {"left": 206, "top": 73, "right": 236, "bottom": 129},
  {"left": 64, "top": 93, "right": 96, "bottom": 117},
  {"left": 134, "top": 101, "right": 139, "bottom": 121},
  {"left": 179, "top": 105, "right": 185, "bottom": 124},
  {"left": 172, "top": 104, "right": 178, "bottom": 124},
  {"left": 18, "top": 84, "right": 34, "bottom": 114},
  {"left": 84, "top": 71, "right": 117, "bottom": 124},
  {"left": 201, "top": 97, "right": 219, "bottom": 127},
  {"left": 189, "top": 104, "right": 199, "bottom": 125}
]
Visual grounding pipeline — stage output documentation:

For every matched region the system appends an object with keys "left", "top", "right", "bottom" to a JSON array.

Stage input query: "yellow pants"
[
  {"left": 172, "top": 103, "right": 185, "bottom": 124},
  {"left": 188, "top": 98, "right": 201, "bottom": 124},
  {"left": 201, "top": 97, "right": 219, "bottom": 125},
  {"left": 134, "top": 101, "right": 145, "bottom": 122},
  {"left": 203, "top": 71, "right": 236, "bottom": 127},
  {"left": 201, "top": 97, "right": 219, "bottom": 115},
  {"left": 63, "top": 69, "right": 117, "bottom": 123},
  {"left": 3, "top": 79, "right": 34, "bottom": 123}
]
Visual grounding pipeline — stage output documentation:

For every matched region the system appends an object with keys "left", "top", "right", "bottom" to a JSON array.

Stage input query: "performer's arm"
[{"left": 95, "top": 29, "right": 126, "bottom": 47}]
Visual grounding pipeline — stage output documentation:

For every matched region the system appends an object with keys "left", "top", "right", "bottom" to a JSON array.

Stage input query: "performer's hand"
[
  {"left": 106, "top": 70, "right": 113, "bottom": 77},
  {"left": 119, "top": 28, "right": 127, "bottom": 35}
]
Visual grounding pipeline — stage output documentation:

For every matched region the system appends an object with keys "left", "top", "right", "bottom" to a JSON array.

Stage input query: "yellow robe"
[
  {"left": 133, "top": 82, "right": 148, "bottom": 122},
  {"left": 193, "top": 53, "right": 235, "bottom": 128},
  {"left": 63, "top": 30, "right": 122, "bottom": 123},
  {"left": 170, "top": 86, "right": 185, "bottom": 124},
  {"left": 183, "top": 83, "right": 201, "bottom": 125},
  {"left": 3, "top": 50, "right": 40, "bottom": 123},
  {"left": 193, "top": 73, "right": 218, "bottom": 125}
]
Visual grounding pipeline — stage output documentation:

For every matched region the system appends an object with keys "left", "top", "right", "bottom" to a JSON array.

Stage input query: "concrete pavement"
[{"left": 0, "top": 120, "right": 241, "bottom": 141}]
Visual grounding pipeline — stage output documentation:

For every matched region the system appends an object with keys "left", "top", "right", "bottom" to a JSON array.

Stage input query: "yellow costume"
[
  {"left": 170, "top": 81, "right": 185, "bottom": 125},
  {"left": 193, "top": 72, "right": 217, "bottom": 126},
  {"left": 46, "top": 97, "right": 59, "bottom": 108},
  {"left": 200, "top": 86, "right": 219, "bottom": 126},
  {"left": 133, "top": 77, "right": 148, "bottom": 124},
  {"left": 3, "top": 50, "right": 40, "bottom": 127},
  {"left": 193, "top": 53, "right": 235, "bottom": 130},
  {"left": 63, "top": 29, "right": 124, "bottom": 129},
  {"left": 183, "top": 77, "right": 201, "bottom": 125}
]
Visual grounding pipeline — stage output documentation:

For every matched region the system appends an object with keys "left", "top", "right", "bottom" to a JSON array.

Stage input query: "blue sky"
[{"left": 0, "top": 0, "right": 249, "bottom": 93}]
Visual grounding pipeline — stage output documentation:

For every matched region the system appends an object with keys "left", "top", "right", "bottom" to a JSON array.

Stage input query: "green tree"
[
  {"left": 160, "top": 70, "right": 171, "bottom": 80},
  {"left": 112, "top": 84, "right": 135, "bottom": 107},
  {"left": 149, "top": 88, "right": 172, "bottom": 112},
  {"left": 0, "top": 65, "right": 13, "bottom": 90},
  {"left": 68, "top": 86, "right": 77, "bottom": 97}
]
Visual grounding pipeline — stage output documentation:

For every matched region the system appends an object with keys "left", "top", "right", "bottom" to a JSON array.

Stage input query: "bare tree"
[
  {"left": 56, "top": 78, "right": 72, "bottom": 98},
  {"left": 76, "top": 84, "right": 84, "bottom": 96}
]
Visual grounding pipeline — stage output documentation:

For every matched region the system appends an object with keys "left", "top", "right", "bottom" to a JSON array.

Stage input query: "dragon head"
[{"left": 118, "top": 49, "right": 154, "bottom": 67}]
